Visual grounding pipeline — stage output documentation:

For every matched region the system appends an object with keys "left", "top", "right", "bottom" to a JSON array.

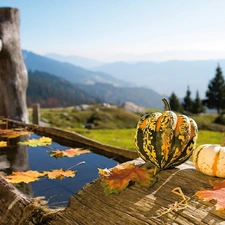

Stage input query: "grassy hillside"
[
  {"left": 38, "top": 106, "right": 225, "bottom": 150},
  {"left": 40, "top": 105, "right": 141, "bottom": 129}
]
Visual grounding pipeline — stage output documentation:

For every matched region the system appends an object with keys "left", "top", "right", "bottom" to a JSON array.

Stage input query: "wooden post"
[
  {"left": 32, "top": 103, "right": 40, "bottom": 125},
  {"left": 0, "top": 8, "right": 28, "bottom": 123}
]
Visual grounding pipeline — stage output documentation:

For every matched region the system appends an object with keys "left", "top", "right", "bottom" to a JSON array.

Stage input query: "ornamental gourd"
[
  {"left": 193, "top": 142, "right": 225, "bottom": 178},
  {"left": 134, "top": 98, "right": 198, "bottom": 169}
]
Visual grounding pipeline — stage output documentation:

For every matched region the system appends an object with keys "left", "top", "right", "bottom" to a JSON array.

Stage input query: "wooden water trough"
[{"left": 1, "top": 119, "right": 225, "bottom": 225}]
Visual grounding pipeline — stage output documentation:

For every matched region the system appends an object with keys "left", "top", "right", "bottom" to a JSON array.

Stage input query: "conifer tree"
[
  {"left": 169, "top": 92, "right": 183, "bottom": 112},
  {"left": 192, "top": 91, "right": 205, "bottom": 114},
  {"left": 182, "top": 86, "right": 193, "bottom": 113},
  {"left": 204, "top": 65, "right": 225, "bottom": 114}
]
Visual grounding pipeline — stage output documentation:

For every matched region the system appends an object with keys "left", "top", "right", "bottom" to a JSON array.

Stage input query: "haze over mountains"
[
  {"left": 45, "top": 53, "right": 104, "bottom": 69},
  {"left": 46, "top": 52, "right": 225, "bottom": 98}
]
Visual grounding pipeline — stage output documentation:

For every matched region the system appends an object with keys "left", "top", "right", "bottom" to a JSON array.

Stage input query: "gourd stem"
[
  {"left": 221, "top": 134, "right": 225, "bottom": 147},
  {"left": 162, "top": 98, "right": 171, "bottom": 111}
]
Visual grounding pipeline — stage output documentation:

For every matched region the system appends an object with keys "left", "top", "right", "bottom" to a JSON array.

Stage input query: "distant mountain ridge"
[
  {"left": 43, "top": 52, "right": 225, "bottom": 98},
  {"left": 22, "top": 50, "right": 131, "bottom": 87},
  {"left": 93, "top": 60, "right": 225, "bottom": 98},
  {"left": 45, "top": 53, "right": 104, "bottom": 69},
  {"left": 76, "top": 83, "right": 164, "bottom": 109},
  {"left": 23, "top": 50, "right": 164, "bottom": 109}
]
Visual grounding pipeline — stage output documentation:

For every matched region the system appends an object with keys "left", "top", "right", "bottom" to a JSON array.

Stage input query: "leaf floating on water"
[
  {"left": 0, "top": 128, "right": 33, "bottom": 139},
  {"left": 43, "top": 169, "right": 76, "bottom": 180},
  {"left": 195, "top": 180, "right": 225, "bottom": 210},
  {"left": 1, "top": 131, "right": 32, "bottom": 139},
  {"left": 5, "top": 170, "right": 44, "bottom": 184},
  {"left": 0, "top": 141, "right": 7, "bottom": 147},
  {"left": 99, "top": 163, "right": 158, "bottom": 195},
  {"left": 19, "top": 136, "right": 52, "bottom": 147},
  {"left": 5, "top": 169, "right": 76, "bottom": 183},
  {"left": 50, "top": 148, "right": 90, "bottom": 158}
]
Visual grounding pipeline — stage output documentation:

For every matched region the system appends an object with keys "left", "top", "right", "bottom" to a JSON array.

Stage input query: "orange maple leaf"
[
  {"left": 50, "top": 148, "right": 90, "bottom": 159},
  {"left": 195, "top": 180, "right": 225, "bottom": 210},
  {"left": 5, "top": 170, "right": 44, "bottom": 184},
  {"left": 99, "top": 164, "right": 158, "bottom": 194},
  {"left": 1, "top": 131, "right": 33, "bottom": 138},
  {"left": 43, "top": 169, "right": 76, "bottom": 180}
]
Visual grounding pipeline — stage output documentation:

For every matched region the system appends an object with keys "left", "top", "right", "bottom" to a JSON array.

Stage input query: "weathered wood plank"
[{"left": 0, "top": 8, "right": 28, "bottom": 123}]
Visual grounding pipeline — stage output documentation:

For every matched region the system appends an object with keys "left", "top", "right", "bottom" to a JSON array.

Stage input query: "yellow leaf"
[
  {"left": 50, "top": 148, "right": 90, "bottom": 158},
  {"left": 5, "top": 170, "right": 44, "bottom": 184},
  {"left": 0, "top": 141, "right": 7, "bottom": 147},
  {"left": 19, "top": 136, "right": 52, "bottom": 147},
  {"left": 43, "top": 169, "right": 76, "bottom": 180}
]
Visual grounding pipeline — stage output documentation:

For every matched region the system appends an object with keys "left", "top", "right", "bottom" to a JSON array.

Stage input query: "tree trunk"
[{"left": 0, "top": 8, "right": 28, "bottom": 123}]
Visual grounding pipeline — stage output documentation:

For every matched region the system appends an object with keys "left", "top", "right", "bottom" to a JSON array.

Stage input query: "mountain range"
[
  {"left": 93, "top": 60, "right": 225, "bottom": 98},
  {"left": 23, "top": 50, "right": 164, "bottom": 109},
  {"left": 45, "top": 53, "right": 104, "bottom": 69},
  {"left": 23, "top": 50, "right": 130, "bottom": 87},
  {"left": 23, "top": 49, "right": 225, "bottom": 109},
  {"left": 45, "top": 52, "right": 225, "bottom": 98}
]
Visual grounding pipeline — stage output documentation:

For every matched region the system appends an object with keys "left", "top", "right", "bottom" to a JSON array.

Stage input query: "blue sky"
[{"left": 1, "top": 0, "right": 225, "bottom": 62}]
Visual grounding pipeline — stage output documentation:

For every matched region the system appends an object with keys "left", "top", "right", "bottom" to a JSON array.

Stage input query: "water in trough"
[{"left": 0, "top": 133, "right": 118, "bottom": 208}]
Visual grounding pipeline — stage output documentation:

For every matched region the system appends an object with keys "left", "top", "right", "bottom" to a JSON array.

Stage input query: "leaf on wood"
[
  {"left": 50, "top": 148, "right": 90, "bottom": 159},
  {"left": 195, "top": 180, "right": 225, "bottom": 210},
  {"left": 19, "top": 136, "right": 52, "bottom": 147},
  {"left": 5, "top": 170, "right": 44, "bottom": 184},
  {"left": 0, "top": 141, "right": 7, "bottom": 147},
  {"left": 43, "top": 168, "right": 76, "bottom": 180},
  {"left": 99, "top": 163, "right": 158, "bottom": 194}
]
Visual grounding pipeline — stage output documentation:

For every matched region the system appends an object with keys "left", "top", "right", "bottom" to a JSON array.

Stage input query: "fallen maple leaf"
[
  {"left": 1, "top": 131, "right": 32, "bottom": 138},
  {"left": 99, "top": 163, "right": 158, "bottom": 194},
  {"left": 195, "top": 180, "right": 225, "bottom": 210},
  {"left": 50, "top": 148, "right": 90, "bottom": 159},
  {"left": 0, "top": 141, "right": 7, "bottom": 147},
  {"left": 5, "top": 170, "right": 44, "bottom": 184},
  {"left": 43, "top": 168, "right": 76, "bottom": 180},
  {"left": 19, "top": 136, "right": 52, "bottom": 147}
]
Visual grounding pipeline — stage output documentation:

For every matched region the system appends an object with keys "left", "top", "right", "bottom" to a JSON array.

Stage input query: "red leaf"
[{"left": 195, "top": 180, "right": 225, "bottom": 210}]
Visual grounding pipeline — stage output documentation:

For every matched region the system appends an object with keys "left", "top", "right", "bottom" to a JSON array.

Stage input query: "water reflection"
[
  {"left": 0, "top": 133, "right": 118, "bottom": 208},
  {"left": 0, "top": 135, "right": 32, "bottom": 195}
]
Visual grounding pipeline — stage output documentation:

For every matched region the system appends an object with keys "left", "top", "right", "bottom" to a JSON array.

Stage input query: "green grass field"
[
  {"left": 39, "top": 107, "right": 225, "bottom": 151},
  {"left": 72, "top": 128, "right": 224, "bottom": 150}
]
